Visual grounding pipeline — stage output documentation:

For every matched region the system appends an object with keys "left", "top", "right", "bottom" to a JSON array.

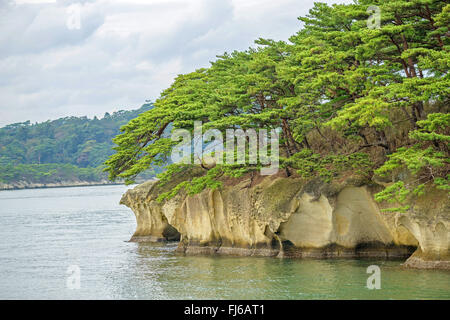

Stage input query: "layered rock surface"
[{"left": 120, "top": 174, "right": 449, "bottom": 269}]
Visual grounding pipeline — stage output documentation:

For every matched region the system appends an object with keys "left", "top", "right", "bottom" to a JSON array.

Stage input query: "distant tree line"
[{"left": 0, "top": 104, "right": 157, "bottom": 185}]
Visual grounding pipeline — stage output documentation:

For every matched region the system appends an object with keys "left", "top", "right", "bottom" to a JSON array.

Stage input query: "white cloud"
[{"left": 0, "top": 0, "right": 352, "bottom": 127}]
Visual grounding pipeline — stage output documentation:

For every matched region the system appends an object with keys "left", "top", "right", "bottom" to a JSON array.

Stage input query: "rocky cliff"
[{"left": 120, "top": 174, "right": 449, "bottom": 270}]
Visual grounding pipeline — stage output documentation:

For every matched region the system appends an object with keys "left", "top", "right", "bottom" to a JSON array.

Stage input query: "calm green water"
[{"left": 0, "top": 185, "right": 448, "bottom": 300}]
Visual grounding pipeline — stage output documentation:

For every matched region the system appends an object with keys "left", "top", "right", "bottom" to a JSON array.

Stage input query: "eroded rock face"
[
  {"left": 277, "top": 187, "right": 416, "bottom": 258},
  {"left": 393, "top": 190, "right": 449, "bottom": 270},
  {"left": 120, "top": 181, "right": 180, "bottom": 242},
  {"left": 120, "top": 175, "right": 449, "bottom": 269}
]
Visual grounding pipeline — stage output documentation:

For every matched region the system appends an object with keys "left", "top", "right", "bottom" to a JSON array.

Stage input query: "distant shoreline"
[{"left": 0, "top": 180, "right": 147, "bottom": 191}]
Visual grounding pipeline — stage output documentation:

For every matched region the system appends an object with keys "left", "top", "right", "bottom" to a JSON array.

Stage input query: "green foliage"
[
  {"left": 375, "top": 145, "right": 447, "bottom": 177},
  {"left": 434, "top": 174, "right": 450, "bottom": 191},
  {"left": 374, "top": 181, "right": 411, "bottom": 213},
  {"left": 0, "top": 104, "right": 152, "bottom": 167},
  {"left": 374, "top": 112, "right": 449, "bottom": 211},
  {"left": 157, "top": 166, "right": 223, "bottom": 202},
  {"left": 0, "top": 104, "right": 155, "bottom": 185},
  {"left": 282, "top": 150, "right": 372, "bottom": 182},
  {"left": 0, "top": 163, "right": 105, "bottom": 184},
  {"left": 104, "top": 0, "right": 449, "bottom": 207},
  {"left": 155, "top": 162, "right": 256, "bottom": 202},
  {"left": 410, "top": 113, "right": 450, "bottom": 142}
]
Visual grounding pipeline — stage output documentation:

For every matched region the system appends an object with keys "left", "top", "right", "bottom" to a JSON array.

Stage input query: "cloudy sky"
[{"left": 0, "top": 0, "right": 352, "bottom": 127}]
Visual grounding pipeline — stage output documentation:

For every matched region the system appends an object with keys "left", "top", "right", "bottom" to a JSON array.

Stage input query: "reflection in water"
[{"left": 0, "top": 185, "right": 449, "bottom": 300}]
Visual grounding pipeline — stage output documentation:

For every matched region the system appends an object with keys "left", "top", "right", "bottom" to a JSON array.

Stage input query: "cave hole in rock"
[{"left": 162, "top": 224, "right": 181, "bottom": 242}]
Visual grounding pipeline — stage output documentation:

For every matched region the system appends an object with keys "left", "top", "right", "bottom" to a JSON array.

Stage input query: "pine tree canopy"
[{"left": 105, "top": 0, "right": 449, "bottom": 211}]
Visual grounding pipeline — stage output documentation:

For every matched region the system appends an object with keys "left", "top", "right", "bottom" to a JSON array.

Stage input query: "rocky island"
[
  {"left": 103, "top": 1, "right": 449, "bottom": 271},
  {"left": 121, "top": 171, "right": 449, "bottom": 270}
]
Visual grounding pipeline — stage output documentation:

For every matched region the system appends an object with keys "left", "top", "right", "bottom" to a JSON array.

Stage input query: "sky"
[{"left": 0, "top": 0, "right": 352, "bottom": 127}]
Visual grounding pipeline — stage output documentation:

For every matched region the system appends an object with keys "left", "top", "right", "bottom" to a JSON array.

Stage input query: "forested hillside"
[
  {"left": 106, "top": 0, "right": 449, "bottom": 212},
  {"left": 0, "top": 103, "right": 155, "bottom": 187}
]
